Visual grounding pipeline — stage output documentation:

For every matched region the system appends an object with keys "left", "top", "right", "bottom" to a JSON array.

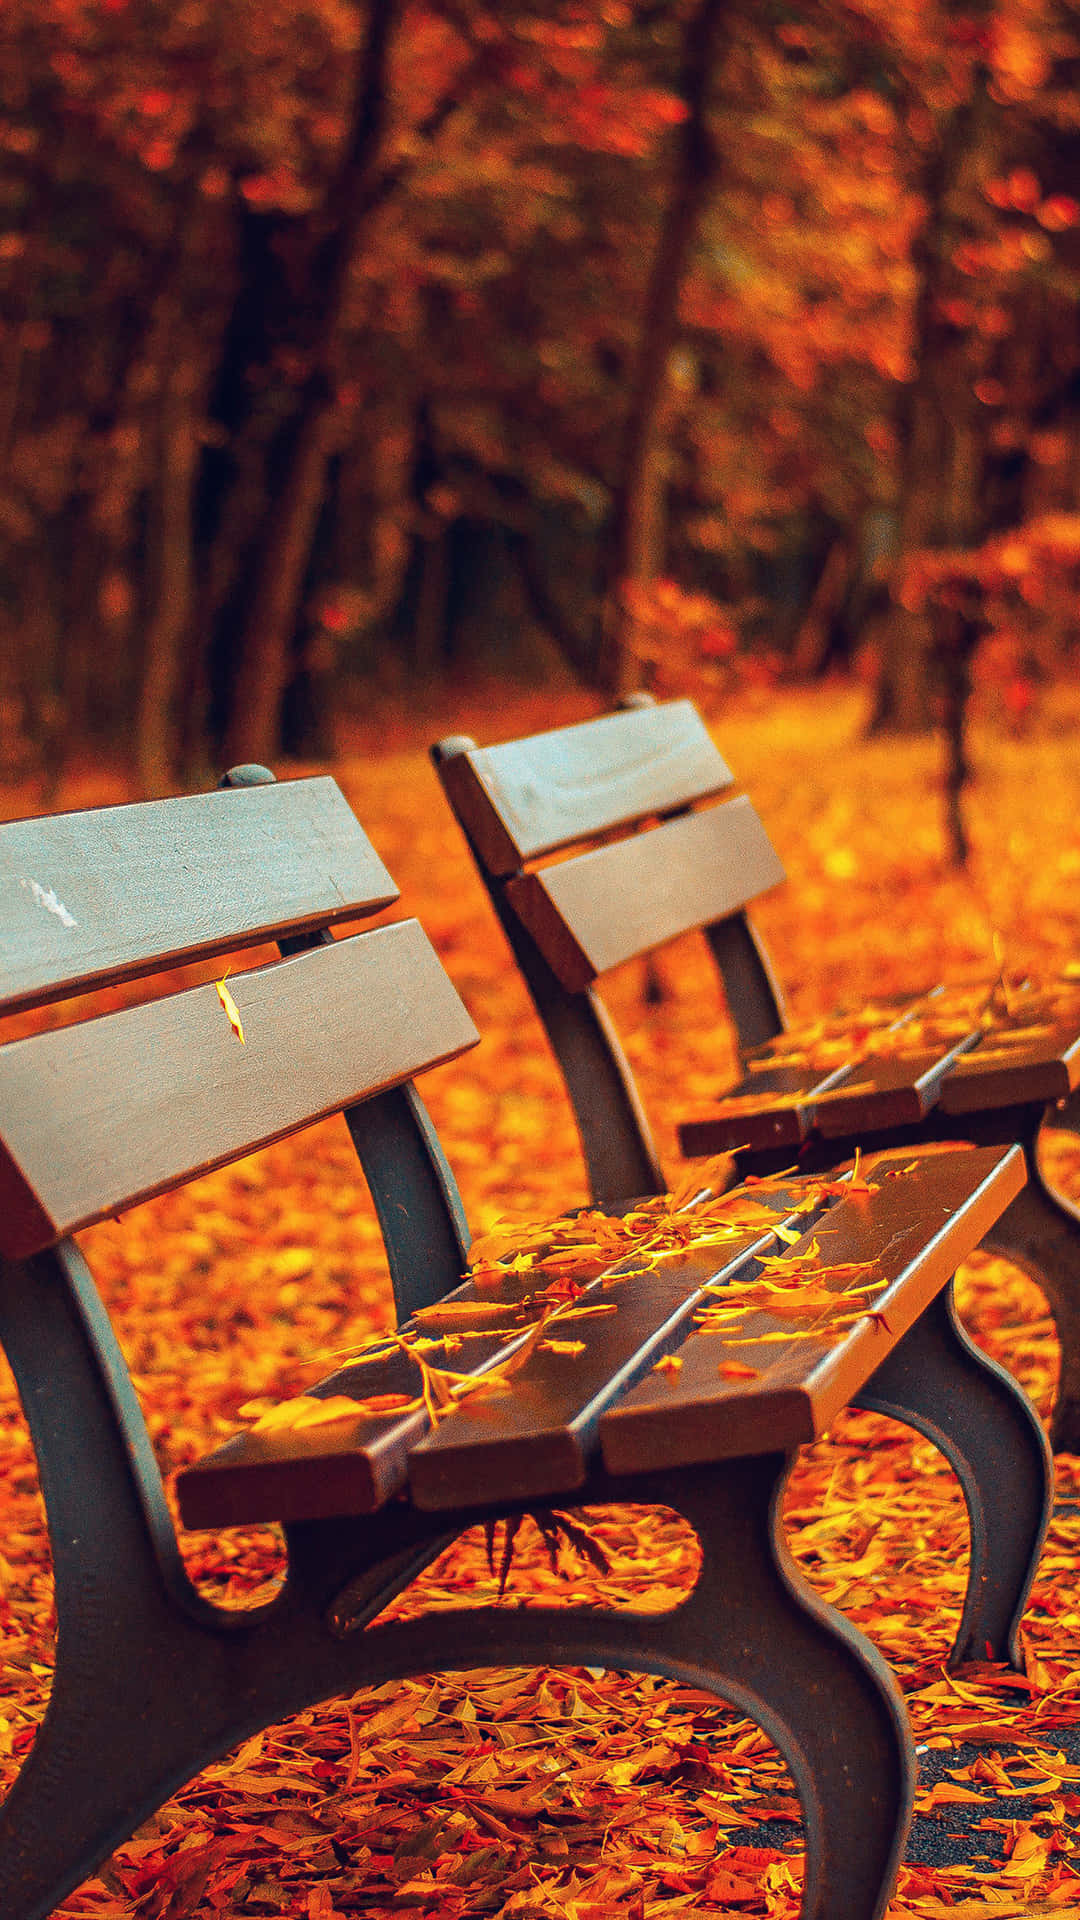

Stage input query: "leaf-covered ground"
[{"left": 5, "top": 679, "right": 1080, "bottom": 1918}]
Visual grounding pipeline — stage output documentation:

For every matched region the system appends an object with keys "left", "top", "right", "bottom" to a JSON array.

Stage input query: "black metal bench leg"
[
  {"left": 854, "top": 1282, "right": 1051, "bottom": 1670},
  {"left": 0, "top": 1247, "right": 462, "bottom": 1920},
  {"left": 0, "top": 1237, "right": 910, "bottom": 1920},
  {"left": 983, "top": 1156, "right": 1080, "bottom": 1452},
  {"left": 363, "top": 1457, "right": 914, "bottom": 1920},
  {"left": 0, "top": 1243, "right": 283, "bottom": 1919}
]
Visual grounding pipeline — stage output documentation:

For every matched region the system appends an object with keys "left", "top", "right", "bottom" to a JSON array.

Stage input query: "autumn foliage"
[
  {"left": 4, "top": 683, "right": 1080, "bottom": 1915},
  {"left": 1, "top": 0, "right": 1080, "bottom": 821}
]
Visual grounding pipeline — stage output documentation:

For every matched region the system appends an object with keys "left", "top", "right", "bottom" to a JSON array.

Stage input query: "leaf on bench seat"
[
  {"left": 245, "top": 1391, "right": 422, "bottom": 1432},
  {"left": 214, "top": 975, "right": 245, "bottom": 1044}
]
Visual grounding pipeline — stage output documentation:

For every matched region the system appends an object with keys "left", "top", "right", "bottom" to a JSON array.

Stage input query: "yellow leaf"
[
  {"left": 215, "top": 975, "right": 245, "bottom": 1044},
  {"left": 248, "top": 1392, "right": 420, "bottom": 1432},
  {"left": 652, "top": 1352, "right": 683, "bottom": 1378},
  {"left": 414, "top": 1300, "right": 527, "bottom": 1331}
]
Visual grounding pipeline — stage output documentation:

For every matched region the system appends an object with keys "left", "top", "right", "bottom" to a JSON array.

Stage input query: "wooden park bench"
[
  {"left": 432, "top": 697, "right": 1080, "bottom": 1450},
  {"left": 0, "top": 771, "right": 1051, "bottom": 1920}
]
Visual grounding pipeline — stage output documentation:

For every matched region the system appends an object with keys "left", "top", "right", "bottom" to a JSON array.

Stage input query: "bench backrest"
[
  {"left": 0, "top": 772, "right": 400, "bottom": 1016},
  {"left": 433, "top": 699, "right": 788, "bottom": 1205},
  {"left": 0, "top": 774, "right": 478, "bottom": 1318}
]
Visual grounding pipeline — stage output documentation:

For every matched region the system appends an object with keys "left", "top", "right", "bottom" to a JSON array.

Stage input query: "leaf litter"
[{"left": 5, "top": 683, "right": 1080, "bottom": 1915}]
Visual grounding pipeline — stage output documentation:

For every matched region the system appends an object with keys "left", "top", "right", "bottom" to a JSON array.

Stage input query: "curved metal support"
[
  {"left": 359, "top": 1458, "right": 914, "bottom": 1920},
  {"left": 854, "top": 1283, "right": 1051, "bottom": 1669},
  {"left": 982, "top": 1147, "right": 1080, "bottom": 1452},
  {"left": 0, "top": 1241, "right": 454, "bottom": 1918},
  {"left": 0, "top": 1280, "right": 913, "bottom": 1920},
  {"left": 704, "top": 913, "right": 788, "bottom": 1055},
  {"left": 431, "top": 738, "right": 665, "bottom": 1208},
  {"left": 344, "top": 1083, "right": 472, "bottom": 1320}
]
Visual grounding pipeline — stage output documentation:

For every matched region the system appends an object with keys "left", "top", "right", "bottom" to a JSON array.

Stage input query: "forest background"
[
  {"left": 0, "top": 0, "right": 1079, "bottom": 855},
  {"left": 7, "top": 10, "right": 1080, "bottom": 1912}
]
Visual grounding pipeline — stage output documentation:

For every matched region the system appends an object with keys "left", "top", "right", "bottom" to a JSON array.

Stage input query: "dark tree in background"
[{"left": 0, "top": 0, "right": 1078, "bottom": 819}]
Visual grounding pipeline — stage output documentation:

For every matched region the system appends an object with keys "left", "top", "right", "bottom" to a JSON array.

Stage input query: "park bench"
[
  {"left": 432, "top": 697, "right": 1080, "bottom": 1450},
  {"left": 0, "top": 772, "right": 1050, "bottom": 1920}
]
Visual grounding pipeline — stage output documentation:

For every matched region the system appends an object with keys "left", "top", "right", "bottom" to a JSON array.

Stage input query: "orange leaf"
[{"left": 652, "top": 1352, "right": 683, "bottom": 1378}]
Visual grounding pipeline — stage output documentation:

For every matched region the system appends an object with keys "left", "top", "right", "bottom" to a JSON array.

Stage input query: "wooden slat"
[
  {"left": 178, "top": 1347, "right": 432, "bottom": 1525},
  {"left": 181, "top": 1145, "right": 1025, "bottom": 1526},
  {"left": 0, "top": 777, "right": 397, "bottom": 1016},
  {"left": 600, "top": 1145, "right": 1025, "bottom": 1474},
  {"left": 811, "top": 1033, "right": 983, "bottom": 1136},
  {"left": 436, "top": 701, "right": 733, "bottom": 875},
  {"left": 504, "top": 797, "right": 786, "bottom": 993},
  {"left": 939, "top": 1023, "right": 1080, "bottom": 1112},
  {"left": 0, "top": 920, "right": 478, "bottom": 1258},
  {"left": 678, "top": 994, "right": 985, "bottom": 1156},
  {"left": 680, "top": 1012, "right": 1080, "bottom": 1155},
  {"left": 680, "top": 1066, "right": 843, "bottom": 1156},
  {"left": 407, "top": 1232, "right": 781, "bottom": 1511},
  {"left": 178, "top": 1221, "right": 790, "bottom": 1526}
]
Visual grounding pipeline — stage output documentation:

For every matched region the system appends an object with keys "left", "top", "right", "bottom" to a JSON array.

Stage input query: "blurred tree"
[{"left": 0, "top": 0, "right": 1078, "bottom": 813}]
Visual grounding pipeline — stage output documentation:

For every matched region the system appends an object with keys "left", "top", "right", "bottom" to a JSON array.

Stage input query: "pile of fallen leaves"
[{"left": 5, "top": 680, "right": 1080, "bottom": 1918}]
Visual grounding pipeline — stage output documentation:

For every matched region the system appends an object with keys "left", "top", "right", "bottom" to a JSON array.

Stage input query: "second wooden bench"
[{"left": 432, "top": 697, "right": 1080, "bottom": 1448}]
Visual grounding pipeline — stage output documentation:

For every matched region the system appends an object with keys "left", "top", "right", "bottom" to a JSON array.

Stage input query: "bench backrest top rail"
[
  {"left": 0, "top": 776, "right": 397, "bottom": 1016},
  {"left": 176, "top": 1142, "right": 1023, "bottom": 1528},
  {"left": 437, "top": 699, "right": 735, "bottom": 875},
  {"left": 0, "top": 919, "right": 478, "bottom": 1259}
]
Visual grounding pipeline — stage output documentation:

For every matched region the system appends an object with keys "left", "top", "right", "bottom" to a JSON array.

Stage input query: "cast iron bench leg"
[
  {"left": 0, "top": 1248, "right": 466, "bottom": 1920},
  {"left": 360, "top": 1458, "right": 915, "bottom": 1920},
  {"left": 0, "top": 1249, "right": 911, "bottom": 1920},
  {"left": 984, "top": 1156, "right": 1080, "bottom": 1453},
  {"left": 854, "top": 1281, "right": 1052, "bottom": 1669}
]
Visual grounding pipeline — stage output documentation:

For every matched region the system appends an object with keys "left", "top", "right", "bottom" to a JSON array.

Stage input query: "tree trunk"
[
  {"left": 220, "top": 0, "right": 400, "bottom": 766},
  {"left": 870, "top": 56, "right": 988, "bottom": 734},
  {"left": 135, "top": 353, "right": 198, "bottom": 795},
  {"left": 598, "top": 0, "right": 729, "bottom": 700},
  {"left": 212, "top": 15, "right": 503, "bottom": 765}
]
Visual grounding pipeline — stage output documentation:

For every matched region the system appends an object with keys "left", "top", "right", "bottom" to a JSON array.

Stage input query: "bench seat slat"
[
  {"left": 939, "top": 1023, "right": 1080, "bottom": 1112},
  {"left": 600, "top": 1145, "right": 1025, "bottom": 1474},
  {"left": 676, "top": 1029, "right": 984, "bottom": 1157},
  {"left": 680, "top": 1066, "right": 848, "bottom": 1156},
  {"left": 177, "top": 1347, "right": 432, "bottom": 1526},
  {"left": 0, "top": 921, "right": 478, "bottom": 1259},
  {"left": 505, "top": 798, "right": 786, "bottom": 994},
  {"left": 178, "top": 1262, "right": 576, "bottom": 1526},
  {"left": 437, "top": 701, "right": 734, "bottom": 875},
  {"left": 178, "top": 1147, "right": 1022, "bottom": 1532},
  {"left": 680, "top": 1006, "right": 1080, "bottom": 1157},
  {"left": 811, "top": 1035, "right": 983, "bottom": 1136},
  {"left": 177, "top": 1227, "right": 783, "bottom": 1527},
  {"left": 0, "top": 777, "right": 398, "bottom": 1016},
  {"left": 406, "top": 1231, "right": 780, "bottom": 1512}
]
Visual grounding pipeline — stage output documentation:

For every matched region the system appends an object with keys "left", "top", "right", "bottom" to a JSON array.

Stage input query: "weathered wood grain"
[
  {"left": 0, "top": 920, "right": 477, "bottom": 1258},
  {"left": 0, "top": 777, "right": 397, "bottom": 1015},
  {"left": 180, "top": 1146, "right": 1023, "bottom": 1527},
  {"left": 600, "top": 1146, "right": 1025, "bottom": 1473},
  {"left": 436, "top": 701, "right": 733, "bottom": 874},
  {"left": 505, "top": 797, "right": 786, "bottom": 992},
  {"left": 406, "top": 1232, "right": 778, "bottom": 1511},
  {"left": 939, "top": 1024, "right": 1080, "bottom": 1112}
]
